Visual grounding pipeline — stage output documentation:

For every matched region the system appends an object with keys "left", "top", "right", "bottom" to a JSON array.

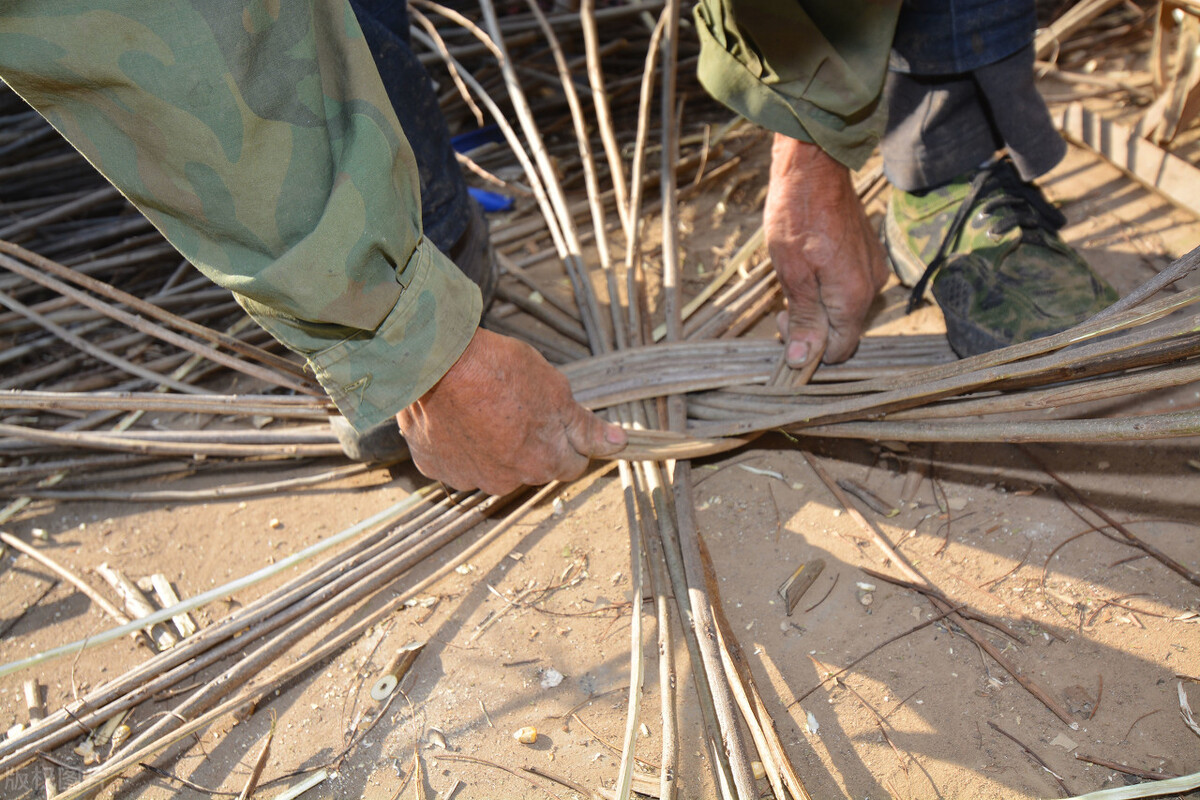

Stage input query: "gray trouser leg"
[{"left": 881, "top": 44, "right": 1066, "bottom": 192}]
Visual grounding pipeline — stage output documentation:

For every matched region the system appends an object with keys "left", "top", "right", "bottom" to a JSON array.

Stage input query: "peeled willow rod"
[
  {"left": 569, "top": 324, "right": 1179, "bottom": 414},
  {"left": 0, "top": 287, "right": 235, "bottom": 337},
  {"left": 107, "top": 490, "right": 509, "bottom": 766},
  {"left": 0, "top": 489, "right": 432, "bottom": 680},
  {"left": 0, "top": 318, "right": 109, "bottom": 366},
  {"left": 40, "top": 214, "right": 155, "bottom": 259},
  {"left": 0, "top": 245, "right": 316, "bottom": 392},
  {"left": 652, "top": 226, "right": 765, "bottom": 342},
  {"left": 669, "top": 462, "right": 757, "bottom": 799},
  {"left": 495, "top": 251, "right": 581, "bottom": 320},
  {"left": 636, "top": 458, "right": 739, "bottom": 798},
  {"left": 690, "top": 269, "right": 777, "bottom": 341},
  {"left": 582, "top": 0, "right": 633, "bottom": 237},
  {"left": 0, "top": 486, "right": 451, "bottom": 772},
  {"left": 486, "top": 314, "right": 590, "bottom": 363},
  {"left": 407, "top": 26, "right": 584, "bottom": 334},
  {"left": 1091, "top": 243, "right": 1200, "bottom": 321},
  {"left": 685, "top": 334, "right": 1200, "bottom": 421},
  {"left": 660, "top": 0, "right": 683, "bottom": 348},
  {"left": 504, "top": 25, "right": 668, "bottom": 798},
  {"left": 0, "top": 151, "right": 83, "bottom": 182},
  {"left": 655, "top": 31, "right": 756, "bottom": 789},
  {"left": 36, "top": 424, "right": 334, "bottom": 443},
  {"left": 56, "top": 479, "right": 564, "bottom": 800},
  {"left": 480, "top": 0, "right": 610, "bottom": 354},
  {"left": 622, "top": 8, "right": 670, "bottom": 349},
  {"left": 590, "top": 23, "right": 684, "bottom": 792},
  {"left": 0, "top": 241, "right": 179, "bottom": 295},
  {"left": 494, "top": 282, "right": 589, "bottom": 345},
  {"left": 682, "top": 260, "right": 775, "bottom": 339},
  {"left": 869, "top": 356, "right": 1200, "bottom": 423},
  {"left": 611, "top": 461, "right": 648, "bottom": 800},
  {"left": 0, "top": 390, "right": 331, "bottom": 419},
  {"left": 846, "top": 274, "right": 1200, "bottom": 398},
  {"left": 651, "top": 547, "right": 681, "bottom": 800},
  {"left": 0, "top": 532, "right": 132, "bottom": 629},
  {"left": 0, "top": 185, "right": 119, "bottom": 240},
  {"left": 0, "top": 424, "right": 344, "bottom": 458},
  {"left": 691, "top": 300, "right": 1200, "bottom": 439},
  {"left": 525, "top": 0, "right": 627, "bottom": 350},
  {"left": 0, "top": 288, "right": 208, "bottom": 395},
  {"left": 699, "top": 535, "right": 811, "bottom": 800},
  {"left": 407, "top": 4, "right": 484, "bottom": 126},
  {"left": 12, "top": 462, "right": 386, "bottom": 503}
]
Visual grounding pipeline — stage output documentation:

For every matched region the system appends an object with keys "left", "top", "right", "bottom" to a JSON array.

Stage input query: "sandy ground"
[{"left": 2, "top": 97, "right": 1200, "bottom": 800}]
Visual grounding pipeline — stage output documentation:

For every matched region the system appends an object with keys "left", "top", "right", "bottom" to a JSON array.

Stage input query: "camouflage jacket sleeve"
[
  {"left": 693, "top": 0, "right": 900, "bottom": 170},
  {"left": 0, "top": 0, "right": 481, "bottom": 432}
]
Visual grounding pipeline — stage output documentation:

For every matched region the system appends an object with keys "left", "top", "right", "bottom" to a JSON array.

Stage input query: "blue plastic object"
[
  {"left": 450, "top": 125, "right": 504, "bottom": 153},
  {"left": 468, "top": 186, "right": 515, "bottom": 213}
]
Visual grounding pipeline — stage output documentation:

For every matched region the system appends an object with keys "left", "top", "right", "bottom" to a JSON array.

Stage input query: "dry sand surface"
[{"left": 3, "top": 99, "right": 1200, "bottom": 800}]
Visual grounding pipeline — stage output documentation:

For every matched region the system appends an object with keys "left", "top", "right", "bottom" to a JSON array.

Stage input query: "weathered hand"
[
  {"left": 764, "top": 134, "right": 889, "bottom": 367},
  {"left": 396, "top": 328, "right": 626, "bottom": 495}
]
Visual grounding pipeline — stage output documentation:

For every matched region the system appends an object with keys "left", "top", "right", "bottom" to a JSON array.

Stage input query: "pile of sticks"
[{"left": 1, "top": 1, "right": 1200, "bottom": 799}]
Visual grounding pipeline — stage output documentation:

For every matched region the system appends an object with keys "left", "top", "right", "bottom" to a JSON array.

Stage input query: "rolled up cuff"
[
  {"left": 693, "top": 3, "right": 890, "bottom": 171},
  {"left": 281, "top": 239, "right": 481, "bottom": 431}
]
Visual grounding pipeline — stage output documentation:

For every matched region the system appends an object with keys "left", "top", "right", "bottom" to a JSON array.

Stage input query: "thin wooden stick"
[
  {"left": 236, "top": 716, "right": 275, "bottom": 800},
  {"left": 698, "top": 534, "right": 812, "bottom": 799},
  {"left": 22, "top": 681, "right": 57, "bottom": 798},
  {"left": 1073, "top": 753, "right": 1174, "bottom": 782},
  {"left": 988, "top": 721, "right": 1070, "bottom": 797},
  {"left": 660, "top": 0, "right": 683, "bottom": 348},
  {"left": 478, "top": 0, "right": 610, "bottom": 354},
  {"left": 407, "top": 7, "right": 484, "bottom": 126},
  {"left": 0, "top": 489, "right": 434, "bottom": 680},
  {"left": 638, "top": 466, "right": 680, "bottom": 800},
  {"left": 0, "top": 237, "right": 304, "bottom": 376},
  {"left": 0, "top": 288, "right": 209, "bottom": 395},
  {"left": 637, "top": 459, "right": 736, "bottom": 795},
  {"left": 581, "top": 0, "right": 632, "bottom": 237},
  {"left": 12, "top": 462, "right": 382, "bottom": 503},
  {"left": 0, "top": 185, "right": 120, "bottom": 239},
  {"left": 672, "top": 463, "right": 758, "bottom": 798},
  {"left": 0, "top": 423, "right": 344, "bottom": 458},
  {"left": 0, "top": 532, "right": 133, "bottom": 628},
  {"left": 0, "top": 245, "right": 316, "bottom": 393},
  {"left": 524, "top": 0, "right": 626, "bottom": 350},
  {"left": 802, "top": 452, "right": 1080, "bottom": 727},
  {"left": 611, "top": 462, "right": 646, "bottom": 800},
  {"left": 1021, "top": 446, "right": 1200, "bottom": 588},
  {"left": 622, "top": 8, "right": 669, "bottom": 347},
  {"left": 436, "top": 753, "right": 564, "bottom": 800},
  {"left": 0, "top": 389, "right": 331, "bottom": 418}
]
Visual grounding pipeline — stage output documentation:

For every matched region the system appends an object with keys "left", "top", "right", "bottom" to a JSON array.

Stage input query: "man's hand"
[
  {"left": 764, "top": 134, "right": 889, "bottom": 368},
  {"left": 396, "top": 328, "right": 627, "bottom": 495}
]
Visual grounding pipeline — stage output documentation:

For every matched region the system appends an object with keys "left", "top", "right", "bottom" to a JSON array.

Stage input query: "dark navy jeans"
[
  {"left": 882, "top": 0, "right": 1064, "bottom": 191},
  {"left": 890, "top": 0, "right": 1035, "bottom": 75}
]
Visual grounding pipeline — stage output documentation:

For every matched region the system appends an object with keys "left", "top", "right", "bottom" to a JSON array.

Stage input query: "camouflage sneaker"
[{"left": 884, "top": 157, "right": 1118, "bottom": 357}]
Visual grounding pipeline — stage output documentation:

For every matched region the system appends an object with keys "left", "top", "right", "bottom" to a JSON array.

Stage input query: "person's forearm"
[{"left": 0, "top": 0, "right": 480, "bottom": 430}]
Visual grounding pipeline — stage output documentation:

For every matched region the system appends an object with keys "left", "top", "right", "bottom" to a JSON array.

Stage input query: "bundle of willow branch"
[{"left": 2, "top": 2, "right": 1198, "bottom": 799}]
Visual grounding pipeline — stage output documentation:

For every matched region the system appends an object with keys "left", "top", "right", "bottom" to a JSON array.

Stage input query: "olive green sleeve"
[
  {"left": 0, "top": 0, "right": 480, "bottom": 431},
  {"left": 694, "top": 0, "right": 900, "bottom": 169}
]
